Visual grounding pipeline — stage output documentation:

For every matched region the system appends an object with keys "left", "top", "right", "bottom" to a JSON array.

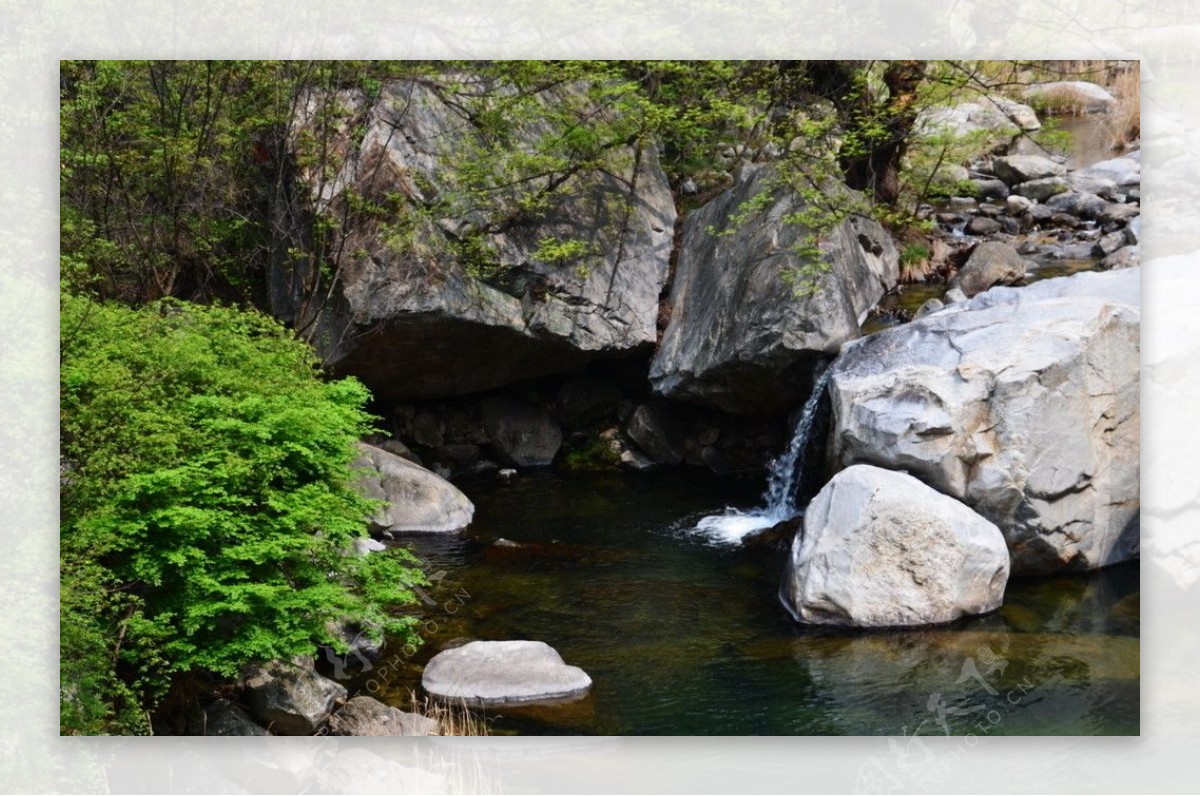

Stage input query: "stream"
[{"left": 337, "top": 470, "right": 1138, "bottom": 735}]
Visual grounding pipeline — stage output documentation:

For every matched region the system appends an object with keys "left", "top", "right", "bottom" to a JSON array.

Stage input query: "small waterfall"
[
  {"left": 762, "top": 365, "right": 833, "bottom": 521},
  {"left": 694, "top": 365, "right": 833, "bottom": 544}
]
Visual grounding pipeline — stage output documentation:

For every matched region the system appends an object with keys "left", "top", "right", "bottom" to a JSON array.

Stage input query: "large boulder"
[
  {"left": 271, "top": 76, "right": 676, "bottom": 402},
  {"left": 948, "top": 241, "right": 1027, "bottom": 297},
  {"left": 1023, "top": 81, "right": 1117, "bottom": 114},
  {"left": 649, "top": 164, "right": 898, "bottom": 414},
  {"left": 421, "top": 640, "right": 592, "bottom": 707},
  {"left": 991, "top": 154, "right": 1066, "bottom": 186},
  {"left": 243, "top": 660, "right": 347, "bottom": 735},
  {"left": 783, "top": 465, "right": 1010, "bottom": 627},
  {"left": 828, "top": 269, "right": 1140, "bottom": 574},
  {"left": 480, "top": 395, "right": 562, "bottom": 467},
  {"left": 325, "top": 696, "right": 440, "bottom": 736},
  {"left": 355, "top": 442, "right": 474, "bottom": 533}
]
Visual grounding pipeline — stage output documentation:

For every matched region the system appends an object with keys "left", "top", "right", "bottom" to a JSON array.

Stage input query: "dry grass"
[
  {"left": 407, "top": 690, "right": 492, "bottom": 736},
  {"left": 1105, "top": 65, "right": 1141, "bottom": 151}
]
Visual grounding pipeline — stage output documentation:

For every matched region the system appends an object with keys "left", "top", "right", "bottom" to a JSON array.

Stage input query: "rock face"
[
  {"left": 243, "top": 660, "right": 347, "bottom": 735},
  {"left": 272, "top": 77, "right": 676, "bottom": 402},
  {"left": 828, "top": 269, "right": 1140, "bottom": 574},
  {"left": 480, "top": 395, "right": 562, "bottom": 467},
  {"left": 421, "top": 640, "right": 592, "bottom": 707},
  {"left": 783, "top": 465, "right": 1010, "bottom": 627},
  {"left": 949, "top": 241, "right": 1027, "bottom": 297},
  {"left": 355, "top": 442, "right": 474, "bottom": 533},
  {"left": 650, "top": 164, "right": 899, "bottom": 414},
  {"left": 326, "top": 696, "right": 440, "bottom": 736}
]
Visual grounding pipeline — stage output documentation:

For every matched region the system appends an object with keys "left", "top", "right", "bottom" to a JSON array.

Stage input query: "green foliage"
[
  {"left": 561, "top": 436, "right": 621, "bottom": 471},
  {"left": 900, "top": 243, "right": 932, "bottom": 267},
  {"left": 60, "top": 294, "right": 425, "bottom": 734}
]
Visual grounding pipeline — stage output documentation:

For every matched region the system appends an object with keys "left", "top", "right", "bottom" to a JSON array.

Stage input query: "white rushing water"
[{"left": 694, "top": 366, "right": 833, "bottom": 544}]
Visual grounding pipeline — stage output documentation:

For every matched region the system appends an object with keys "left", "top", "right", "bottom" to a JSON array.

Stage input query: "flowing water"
[
  {"left": 691, "top": 367, "right": 833, "bottom": 544},
  {"left": 334, "top": 470, "right": 1138, "bottom": 736}
]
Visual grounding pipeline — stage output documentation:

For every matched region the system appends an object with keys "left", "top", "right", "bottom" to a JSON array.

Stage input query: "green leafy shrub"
[{"left": 60, "top": 294, "right": 425, "bottom": 734}]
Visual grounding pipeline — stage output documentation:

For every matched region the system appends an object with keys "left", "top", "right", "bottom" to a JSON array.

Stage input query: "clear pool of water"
[{"left": 335, "top": 469, "right": 1139, "bottom": 736}]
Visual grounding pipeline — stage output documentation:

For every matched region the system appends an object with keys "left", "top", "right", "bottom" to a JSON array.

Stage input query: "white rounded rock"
[{"left": 784, "top": 464, "right": 1011, "bottom": 627}]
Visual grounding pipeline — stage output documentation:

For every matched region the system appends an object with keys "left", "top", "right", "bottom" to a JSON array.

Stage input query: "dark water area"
[{"left": 339, "top": 470, "right": 1138, "bottom": 736}]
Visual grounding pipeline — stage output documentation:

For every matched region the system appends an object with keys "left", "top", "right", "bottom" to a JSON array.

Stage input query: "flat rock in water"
[{"left": 421, "top": 640, "right": 592, "bottom": 707}]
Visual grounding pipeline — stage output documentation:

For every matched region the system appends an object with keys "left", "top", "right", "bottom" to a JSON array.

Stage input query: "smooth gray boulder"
[
  {"left": 272, "top": 77, "right": 675, "bottom": 402},
  {"left": 828, "top": 268, "right": 1140, "bottom": 574},
  {"left": 204, "top": 699, "right": 270, "bottom": 736},
  {"left": 480, "top": 395, "right": 562, "bottom": 467},
  {"left": 783, "top": 465, "right": 1010, "bottom": 627},
  {"left": 948, "top": 241, "right": 1026, "bottom": 297},
  {"left": 421, "top": 640, "right": 592, "bottom": 707},
  {"left": 650, "top": 163, "right": 898, "bottom": 414},
  {"left": 355, "top": 442, "right": 475, "bottom": 533},
  {"left": 1023, "top": 81, "right": 1116, "bottom": 114},
  {"left": 243, "top": 660, "right": 347, "bottom": 735},
  {"left": 991, "top": 154, "right": 1066, "bottom": 185},
  {"left": 326, "top": 696, "right": 440, "bottom": 736}
]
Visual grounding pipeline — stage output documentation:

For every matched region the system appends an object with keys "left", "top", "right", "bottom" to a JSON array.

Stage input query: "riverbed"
[{"left": 339, "top": 470, "right": 1138, "bottom": 736}]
